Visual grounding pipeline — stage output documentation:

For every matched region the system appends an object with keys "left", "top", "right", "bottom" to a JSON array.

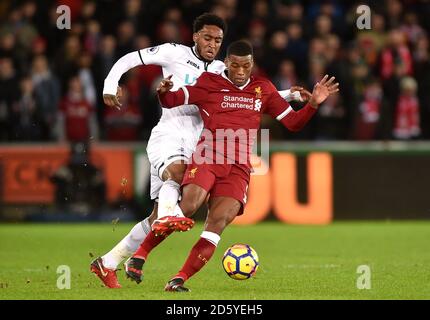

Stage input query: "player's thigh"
[
  {"left": 180, "top": 163, "right": 217, "bottom": 216},
  {"left": 205, "top": 196, "right": 241, "bottom": 235},
  {"left": 162, "top": 160, "right": 187, "bottom": 184},
  {"left": 179, "top": 183, "right": 209, "bottom": 217}
]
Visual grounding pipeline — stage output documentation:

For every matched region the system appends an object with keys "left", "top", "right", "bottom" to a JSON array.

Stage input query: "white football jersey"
[
  {"left": 103, "top": 43, "right": 224, "bottom": 146},
  {"left": 138, "top": 43, "right": 225, "bottom": 141}
]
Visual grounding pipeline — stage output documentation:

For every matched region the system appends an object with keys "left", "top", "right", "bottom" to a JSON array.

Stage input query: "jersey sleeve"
[
  {"left": 265, "top": 82, "right": 317, "bottom": 132},
  {"left": 137, "top": 43, "right": 179, "bottom": 67},
  {"left": 103, "top": 51, "right": 143, "bottom": 95},
  {"left": 211, "top": 60, "right": 227, "bottom": 75},
  {"left": 103, "top": 43, "right": 178, "bottom": 95},
  {"left": 181, "top": 73, "right": 210, "bottom": 105},
  {"left": 158, "top": 73, "right": 209, "bottom": 108},
  {"left": 265, "top": 83, "right": 294, "bottom": 119}
]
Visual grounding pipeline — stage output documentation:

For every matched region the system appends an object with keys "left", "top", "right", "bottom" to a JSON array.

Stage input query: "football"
[{"left": 222, "top": 244, "right": 259, "bottom": 280}]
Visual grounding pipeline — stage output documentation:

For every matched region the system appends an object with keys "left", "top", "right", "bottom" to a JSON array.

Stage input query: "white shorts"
[{"left": 147, "top": 130, "right": 196, "bottom": 200}]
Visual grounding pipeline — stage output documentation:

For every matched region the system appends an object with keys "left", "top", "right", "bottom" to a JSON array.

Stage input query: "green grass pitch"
[{"left": 1, "top": 221, "right": 429, "bottom": 300}]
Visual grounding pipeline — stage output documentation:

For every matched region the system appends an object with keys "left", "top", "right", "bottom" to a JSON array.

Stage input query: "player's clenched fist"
[
  {"left": 103, "top": 86, "right": 122, "bottom": 110},
  {"left": 290, "top": 86, "right": 312, "bottom": 102},
  {"left": 157, "top": 75, "right": 174, "bottom": 94}
]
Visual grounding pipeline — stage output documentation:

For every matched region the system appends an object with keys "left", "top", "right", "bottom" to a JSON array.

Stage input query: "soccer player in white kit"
[{"left": 91, "top": 13, "right": 305, "bottom": 288}]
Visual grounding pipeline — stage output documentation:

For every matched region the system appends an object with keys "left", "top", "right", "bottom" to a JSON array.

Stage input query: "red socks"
[
  {"left": 133, "top": 230, "right": 173, "bottom": 260},
  {"left": 175, "top": 237, "right": 216, "bottom": 281},
  {"left": 134, "top": 231, "right": 219, "bottom": 283}
]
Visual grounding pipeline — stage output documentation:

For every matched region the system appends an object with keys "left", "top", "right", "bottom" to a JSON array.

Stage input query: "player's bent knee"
[
  {"left": 180, "top": 185, "right": 207, "bottom": 217},
  {"left": 180, "top": 201, "right": 200, "bottom": 217},
  {"left": 166, "top": 168, "right": 185, "bottom": 184},
  {"left": 170, "top": 170, "right": 185, "bottom": 184},
  {"left": 164, "top": 163, "right": 186, "bottom": 184}
]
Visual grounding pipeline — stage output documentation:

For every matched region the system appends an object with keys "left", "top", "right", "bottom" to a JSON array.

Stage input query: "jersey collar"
[
  {"left": 222, "top": 70, "right": 251, "bottom": 90},
  {"left": 191, "top": 45, "right": 213, "bottom": 70}
]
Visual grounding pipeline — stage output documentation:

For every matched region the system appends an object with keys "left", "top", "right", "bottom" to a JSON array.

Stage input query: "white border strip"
[
  {"left": 201, "top": 231, "right": 220, "bottom": 246},
  {"left": 181, "top": 86, "right": 190, "bottom": 105},
  {"left": 276, "top": 106, "right": 293, "bottom": 121}
]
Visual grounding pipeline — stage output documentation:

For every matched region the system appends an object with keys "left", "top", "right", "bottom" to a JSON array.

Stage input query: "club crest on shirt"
[
  {"left": 255, "top": 87, "right": 262, "bottom": 99},
  {"left": 146, "top": 46, "right": 159, "bottom": 55},
  {"left": 189, "top": 167, "right": 198, "bottom": 178}
]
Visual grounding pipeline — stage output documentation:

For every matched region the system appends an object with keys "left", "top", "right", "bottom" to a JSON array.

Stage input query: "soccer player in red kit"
[{"left": 125, "top": 40, "right": 339, "bottom": 291}]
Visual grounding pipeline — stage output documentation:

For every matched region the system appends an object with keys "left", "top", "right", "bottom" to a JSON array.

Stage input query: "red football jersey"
[{"left": 159, "top": 71, "right": 316, "bottom": 170}]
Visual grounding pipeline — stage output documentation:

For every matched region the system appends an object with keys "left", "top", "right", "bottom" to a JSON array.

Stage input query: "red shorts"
[{"left": 182, "top": 161, "right": 250, "bottom": 215}]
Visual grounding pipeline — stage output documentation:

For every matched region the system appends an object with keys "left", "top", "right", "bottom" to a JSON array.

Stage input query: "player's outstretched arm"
[
  {"left": 103, "top": 51, "right": 145, "bottom": 109},
  {"left": 277, "top": 75, "right": 339, "bottom": 131},
  {"left": 103, "top": 86, "right": 122, "bottom": 110},
  {"left": 103, "top": 44, "right": 175, "bottom": 109}
]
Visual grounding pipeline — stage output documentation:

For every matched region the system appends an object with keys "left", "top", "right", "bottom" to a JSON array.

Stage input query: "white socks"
[
  {"left": 173, "top": 203, "right": 185, "bottom": 218},
  {"left": 157, "top": 179, "right": 181, "bottom": 218},
  {"left": 201, "top": 231, "right": 221, "bottom": 246},
  {"left": 101, "top": 218, "right": 151, "bottom": 269},
  {"left": 101, "top": 179, "right": 182, "bottom": 269}
]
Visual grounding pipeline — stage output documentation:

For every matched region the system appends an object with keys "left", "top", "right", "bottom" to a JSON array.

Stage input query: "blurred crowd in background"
[{"left": 1, "top": 0, "right": 430, "bottom": 143}]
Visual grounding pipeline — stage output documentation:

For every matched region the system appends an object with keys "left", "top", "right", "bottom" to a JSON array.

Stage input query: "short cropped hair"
[
  {"left": 193, "top": 13, "right": 227, "bottom": 34},
  {"left": 227, "top": 40, "right": 253, "bottom": 57}
]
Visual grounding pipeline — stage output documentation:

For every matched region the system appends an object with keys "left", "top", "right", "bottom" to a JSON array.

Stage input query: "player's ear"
[
  {"left": 192, "top": 32, "right": 199, "bottom": 44},
  {"left": 224, "top": 57, "right": 229, "bottom": 68}
]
